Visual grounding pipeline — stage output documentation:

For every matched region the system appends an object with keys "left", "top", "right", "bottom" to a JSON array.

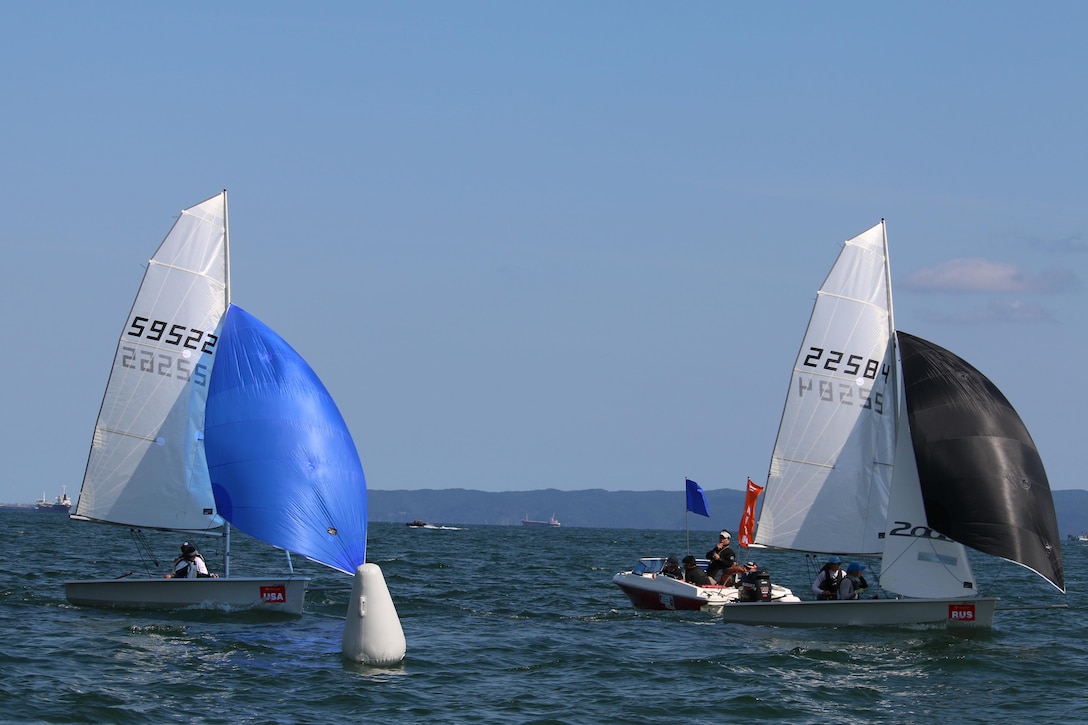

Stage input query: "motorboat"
[{"left": 613, "top": 557, "right": 798, "bottom": 613}]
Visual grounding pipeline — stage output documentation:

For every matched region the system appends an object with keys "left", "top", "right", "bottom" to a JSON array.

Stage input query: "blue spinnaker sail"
[{"left": 204, "top": 304, "right": 367, "bottom": 574}]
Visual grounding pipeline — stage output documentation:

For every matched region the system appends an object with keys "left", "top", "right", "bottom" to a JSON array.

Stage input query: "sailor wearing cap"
[
  {"left": 165, "top": 541, "right": 219, "bottom": 579},
  {"left": 706, "top": 530, "right": 740, "bottom": 585},
  {"left": 812, "top": 555, "right": 845, "bottom": 600},
  {"left": 838, "top": 562, "right": 868, "bottom": 600}
]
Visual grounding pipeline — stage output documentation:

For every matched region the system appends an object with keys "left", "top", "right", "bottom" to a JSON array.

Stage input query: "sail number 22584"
[
  {"left": 796, "top": 346, "right": 890, "bottom": 413},
  {"left": 802, "top": 346, "right": 888, "bottom": 380},
  {"left": 795, "top": 376, "right": 886, "bottom": 414}
]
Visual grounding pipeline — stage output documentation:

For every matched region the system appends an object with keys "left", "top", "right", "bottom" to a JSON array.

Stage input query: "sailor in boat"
[
  {"left": 165, "top": 542, "right": 219, "bottom": 579},
  {"left": 681, "top": 555, "right": 714, "bottom": 586},
  {"left": 737, "top": 562, "right": 772, "bottom": 602},
  {"left": 838, "top": 562, "right": 868, "bottom": 600},
  {"left": 811, "top": 556, "right": 845, "bottom": 600},
  {"left": 705, "top": 530, "right": 742, "bottom": 585},
  {"left": 661, "top": 556, "right": 684, "bottom": 580}
]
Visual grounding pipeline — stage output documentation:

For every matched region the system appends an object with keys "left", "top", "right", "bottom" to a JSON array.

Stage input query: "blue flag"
[{"left": 685, "top": 478, "right": 710, "bottom": 517}]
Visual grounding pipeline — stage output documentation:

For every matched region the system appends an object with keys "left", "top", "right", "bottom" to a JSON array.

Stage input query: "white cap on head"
[{"left": 720, "top": 530, "right": 731, "bottom": 539}]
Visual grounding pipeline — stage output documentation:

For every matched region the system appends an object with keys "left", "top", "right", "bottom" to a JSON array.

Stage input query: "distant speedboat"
[
  {"left": 36, "top": 489, "right": 72, "bottom": 513},
  {"left": 406, "top": 520, "right": 431, "bottom": 528},
  {"left": 522, "top": 515, "right": 560, "bottom": 527}
]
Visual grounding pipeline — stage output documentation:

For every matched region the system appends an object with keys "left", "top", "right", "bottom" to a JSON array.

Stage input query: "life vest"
[
  {"left": 817, "top": 565, "right": 844, "bottom": 593},
  {"left": 172, "top": 555, "right": 210, "bottom": 579}
]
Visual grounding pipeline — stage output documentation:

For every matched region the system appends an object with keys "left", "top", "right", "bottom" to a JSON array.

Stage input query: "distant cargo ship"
[
  {"left": 36, "top": 489, "right": 72, "bottom": 513},
  {"left": 521, "top": 515, "right": 560, "bottom": 528}
]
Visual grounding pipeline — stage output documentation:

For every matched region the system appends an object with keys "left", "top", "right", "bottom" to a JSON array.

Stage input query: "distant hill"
[{"left": 370, "top": 488, "right": 1088, "bottom": 538}]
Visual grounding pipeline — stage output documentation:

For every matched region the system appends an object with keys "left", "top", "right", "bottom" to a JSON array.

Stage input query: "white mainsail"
[
  {"left": 754, "top": 222, "right": 896, "bottom": 555},
  {"left": 72, "top": 193, "right": 228, "bottom": 533}
]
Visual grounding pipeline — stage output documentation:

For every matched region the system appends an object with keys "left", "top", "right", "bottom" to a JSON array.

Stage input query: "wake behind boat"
[
  {"left": 407, "top": 521, "right": 465, "bottom": 530},
  {"left": 720, "top": 221, "right": 1064, "bottom": 629}
]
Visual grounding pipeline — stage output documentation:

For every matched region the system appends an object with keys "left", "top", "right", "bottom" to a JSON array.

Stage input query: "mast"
[
  {"left": 223, "top": 189, "right": 231, "bottom": 306},
  {"left": 221, "top": 189, "right": 231, "bottom": 577},
  {"left": 880, "top": 219, "right": 900, "bottom": 423}
]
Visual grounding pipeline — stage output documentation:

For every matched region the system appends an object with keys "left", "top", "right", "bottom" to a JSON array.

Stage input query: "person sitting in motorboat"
[
  {"left": 838, "top": 562, "right": 868, "bottom": 600},
  {"left": 737, "top": 561, "right": 768, "bottom": 602},
  {"left": 811, "top": 556, "right": 845, "bottom": 600},
  {"left": 736, "top": 561, "right": 760, "bottom": 589},
  {"left": 165, "top": 541, "right": 219, "bottom": 579},
  {"left": 661, "top": 556, "right": 684, "bottom": 580},
  {"left": 706, "top": 530, "right": 745, "bottom": 585},
  {"left": 681, "top": 555, "right": 714, "bottom": 586}
]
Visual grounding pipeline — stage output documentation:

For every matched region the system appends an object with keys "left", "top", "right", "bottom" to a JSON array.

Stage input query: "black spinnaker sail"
[{"left": 897, "top": 331, "right": 1064, "bottom": 592}]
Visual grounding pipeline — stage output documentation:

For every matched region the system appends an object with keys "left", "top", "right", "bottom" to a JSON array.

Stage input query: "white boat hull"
[
  {"left": 720, "top": 596, "right": 997, "bottom": 628},
  {"left": 64, "top": 576, "right": 310, "bottom": 615},
  {"left": 613, "top": 571, "right": 798, "bottom": 613}
]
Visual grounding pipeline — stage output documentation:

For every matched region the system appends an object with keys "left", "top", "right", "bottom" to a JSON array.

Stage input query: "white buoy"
[{"left": 342, "top": 563, "right": 406, "bottom": 665}]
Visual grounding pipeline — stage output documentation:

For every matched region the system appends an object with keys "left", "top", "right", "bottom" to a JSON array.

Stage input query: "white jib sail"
[
  {"left": 878, "top": 389, "right": 977, "bottom": 598},
  {"left": 73, "top": 193, "right": 228, "bottom": 532},
  {"left": 754, "top": 222, "right": 896, "bottom": 555}
]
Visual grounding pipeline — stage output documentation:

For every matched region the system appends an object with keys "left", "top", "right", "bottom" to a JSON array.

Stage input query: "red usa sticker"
[{"left": 260, "top": 585, "right": 287, "bottom": 603}]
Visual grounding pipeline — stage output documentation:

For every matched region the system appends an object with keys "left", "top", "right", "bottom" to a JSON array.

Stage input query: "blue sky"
[{"left": 2, "top": 3, "right": 1084, "bottom": 503}]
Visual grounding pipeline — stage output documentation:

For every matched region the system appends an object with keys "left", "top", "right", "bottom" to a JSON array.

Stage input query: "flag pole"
[
  {"left": 684, "top": 477, "right": 710, "bottom": 558},
  {"left": 684, "top": 477, "right": 690, "bottom": 556}
]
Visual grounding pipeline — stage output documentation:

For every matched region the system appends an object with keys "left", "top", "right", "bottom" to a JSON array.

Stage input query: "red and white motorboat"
[{"left": 612, "top": 557, "right": 798, "bottom": 613}]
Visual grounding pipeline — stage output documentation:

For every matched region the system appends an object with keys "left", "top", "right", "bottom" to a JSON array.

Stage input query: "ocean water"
[{"left": 2, "top": 512, "right": 1085, "bottom": 724}]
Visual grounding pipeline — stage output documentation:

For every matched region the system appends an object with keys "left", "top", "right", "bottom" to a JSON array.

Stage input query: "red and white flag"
[{"left": 738, "top": 478, "right": 764, "bottom": 548}]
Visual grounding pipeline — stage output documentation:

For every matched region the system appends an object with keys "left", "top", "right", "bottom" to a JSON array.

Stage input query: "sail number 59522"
[
  {"left": 121, "top": 315, "right": 218, "bottom": 387},
  {"left": 127, "top": 315, "right": 218, "bottom": 354},
  {"left": 121, "top": 346, "right": 210, "bottom": 386}
]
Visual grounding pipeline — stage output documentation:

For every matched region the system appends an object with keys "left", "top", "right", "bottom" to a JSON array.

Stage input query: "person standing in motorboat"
[
  {"left": 838, "top": 562, "right": 868, "bottom": 600},
  {"left": 706, "top": 530, "right": 742, "bottom": 585},
  {"left": 811, "top": 556, "right": 845, "bottom": 600},
  {"left": 166, "top": 541, "right": 219, "bottom": 579},
  {"left": 681, "top": 555, "right": 714, "bottom": 586},
  {"left": 661, "top": 556, "right": 684, "bottom": 580}
]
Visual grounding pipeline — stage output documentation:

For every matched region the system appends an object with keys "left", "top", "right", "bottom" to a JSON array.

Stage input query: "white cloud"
[
  {"left": 920, "top": 298, "right": 1053, "bottom": 324},
  {"left": 901, "top": 258, "right": 1077, "bottom": 293}
]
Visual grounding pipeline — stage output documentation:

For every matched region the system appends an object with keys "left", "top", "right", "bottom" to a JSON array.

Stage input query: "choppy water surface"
[{"left": 1, "top": 512, "right": 1085, "bottom": 723}]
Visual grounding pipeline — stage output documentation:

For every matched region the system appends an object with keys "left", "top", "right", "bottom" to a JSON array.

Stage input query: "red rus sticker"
[{"left": 948, "top": 603, "right": 976, "bottom": 621}]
